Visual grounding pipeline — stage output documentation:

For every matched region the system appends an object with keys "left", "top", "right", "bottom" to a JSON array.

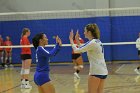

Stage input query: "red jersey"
[
  {"left": 0, "top": 38, "right": 4, "bottom": 51},
  {"left": 72, "top": 38, "right": 84, "bottom": 54},
  {"left": 4, "top": 40, "right": 12, "bottom": 52},
  {"left": 20, "top": 36, "right": 31, "bottom": 54}
]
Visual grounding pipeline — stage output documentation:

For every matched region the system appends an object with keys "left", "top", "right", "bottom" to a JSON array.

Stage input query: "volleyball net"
[{"left": 0, "top": 7, "right": 140, "bottom": 63}]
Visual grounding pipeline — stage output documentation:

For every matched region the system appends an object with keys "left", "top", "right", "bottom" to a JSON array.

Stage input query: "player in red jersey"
[
  {"left": 0, "top": 35, "right": 4, "bottom": 67},
  {"left": 20, "top": 28, "right": 32, "bottom": 89},
  {"left": 4, "top": 36, "right": 13, "bottom": 67},
  {"left": 72, "top": 32, "right": 84, "bottom": 79}
]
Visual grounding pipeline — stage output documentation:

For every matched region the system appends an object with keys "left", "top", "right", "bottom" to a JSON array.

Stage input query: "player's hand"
[
  {"left": 69, "top": 29, "right": 74, "bottom": 44},
  {"left": 75, "top": 30, "right": 81, "bottom": 45},
  {"left": 56, "top": 36, "right": 62, "bottom": 46},
  {"left": 75, "top": 30, "right": 80, "bottom": 41}
]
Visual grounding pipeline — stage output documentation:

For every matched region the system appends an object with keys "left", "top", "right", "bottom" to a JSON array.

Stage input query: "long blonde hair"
[
  {"left": 21, "top": 28, "right": 30, "bottom": 37},
  {"left": 85, "top": 23, "right": 100, "bottom": 39}
]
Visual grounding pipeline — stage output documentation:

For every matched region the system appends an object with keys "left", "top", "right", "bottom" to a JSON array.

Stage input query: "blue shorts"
[
  {"left": 91, "top": 75, "right": 107, "bottom": 79},
  {"left": 34, "top": 71, "right": 51, "bottom": 86}
]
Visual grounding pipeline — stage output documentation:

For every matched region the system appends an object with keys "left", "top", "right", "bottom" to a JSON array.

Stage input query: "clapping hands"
[{"left": 56, "top": 36, "right": 62, "bottom": 46}]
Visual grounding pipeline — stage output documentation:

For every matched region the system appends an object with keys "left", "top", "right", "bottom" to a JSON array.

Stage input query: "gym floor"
[{"left": 0, "top": 62, "right": 140, "bottom": 93}]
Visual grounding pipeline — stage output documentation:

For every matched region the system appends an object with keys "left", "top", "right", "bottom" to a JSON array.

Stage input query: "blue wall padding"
[{"left": 0, "top": 16, "right": 139, "bottom": 63}]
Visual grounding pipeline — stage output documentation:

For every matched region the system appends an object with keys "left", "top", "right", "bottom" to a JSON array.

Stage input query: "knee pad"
[
  {"left": 24, "top": 69, "right": 30, "bottom": 74},
  {"left": 9, "top": 57, "right": 12, "bottom": 60},
  {"left": 74, "top": 66, "right": 78, "bottom": 69},
  {"left": 20, "top": 68, "right": 24, "bottom": 75},
  {"left": 1, "top": 56, "right": 3, "bottom": 60},
  {"left": 79, "top": 65, "right": 84, "bottom": 69},
  {"left": 5, "top": 57, "right": 8, "bottom": 61}
]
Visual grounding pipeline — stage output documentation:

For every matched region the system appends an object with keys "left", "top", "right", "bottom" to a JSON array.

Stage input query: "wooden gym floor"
[{"left": 0, "top": 62, "right": 140, "bottom": 93}]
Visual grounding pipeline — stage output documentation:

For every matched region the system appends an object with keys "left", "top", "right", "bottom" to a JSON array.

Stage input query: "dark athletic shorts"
[
  {"left": 72, "top": 54, "right": 81, "bottom": 60},
  {"left": 20, "top": 54, "right": 32, "bottom": 60},
  {"left": 91, "top": 75, "right": 107, "bottom": 79}
]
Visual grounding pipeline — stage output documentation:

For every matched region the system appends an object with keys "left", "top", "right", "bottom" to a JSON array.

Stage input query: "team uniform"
[
  {"left": 72, "top": 38, "right": 84, "bottom": 79},
  {"left": 34, "top": 44, "right": 61, "bottom": 86},
  {"left": 72, "top": 38, "right": 84, "bottom": 65},
  {"left": 4, "top": 40, "right": 12, "bottom": 56},
  {"left": 20, "top": 36, "right": 32, "bottom": 88},
  {"left": 0, "top": 37, "right": 4, "bottom": 52},
  {"left": 72, "top": 39, "right": 108, "bottom": 79},
  {"left": 4, "top": 40, "right": 12, "bottom": 66},
  {"left": 136, "top": 37, "right": 140, "bottom": 56},
  {"left": 20, "top": 36, "right": 31, "bottom": 60},
  {"left": 4, "top": 40, "right": 12, "bottom": 53},
  {"left": 134, "top": 37, "right": 140, "bottom": 74},
  {"left": 0, "top": 38, "right": 4, "bottom": 67}
]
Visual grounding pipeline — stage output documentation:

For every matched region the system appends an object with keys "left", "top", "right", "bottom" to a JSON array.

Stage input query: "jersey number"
[{"left": 36, "top": 54, "right": 38, "bottom": 63}]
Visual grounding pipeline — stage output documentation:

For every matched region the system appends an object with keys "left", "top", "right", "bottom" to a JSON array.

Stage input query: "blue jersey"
[{"left": 35, "top": 44, "right": 60, "bottom": 72}]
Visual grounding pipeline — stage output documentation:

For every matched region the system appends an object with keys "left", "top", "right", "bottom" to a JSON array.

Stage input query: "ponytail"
[{"left": 85, "top": 23, "right": 100, "bottom": 39}]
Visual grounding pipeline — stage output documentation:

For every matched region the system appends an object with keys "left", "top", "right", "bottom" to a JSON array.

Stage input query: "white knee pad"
[
  {"left": 5, "top": 57, "right": 8, "bottom": 61},
  {"left": 9, "top": 57, "right": 12, "bottom": 60},
  {"left": 1, "top": 56, "right": 3, "bottom": 60},
  {"left": 24, "top": 69, "right": 30, "bottom": 74},
  {"left": 20, "top": 68, "right": 24, "bottom": 75},
  {"left": 74, "top": 66, "right": 78, "bottom": 69},
  {"left": 79, "top": 65, "right": 84, "bottom": 69},
  {"left": 9, "top": 57, "right": 12, "bottom": 62}
]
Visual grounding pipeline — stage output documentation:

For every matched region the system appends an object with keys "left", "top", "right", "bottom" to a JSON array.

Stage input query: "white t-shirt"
[
  {"left": 136, "top": 38, "right": 140, "bottom": 50},
  {"left": 72, "top": 39, "right": 108, "bottom": 75}
]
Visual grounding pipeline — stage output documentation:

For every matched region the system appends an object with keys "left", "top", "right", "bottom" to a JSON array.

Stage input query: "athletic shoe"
[
  {"left": 21, "top": 80, "right": 32, "bottom": 89},
  {"left": 74, "top": 72, "right": 80, "bottom": 79},
  {"left": 134, "top": 68, "right": 140, "bottom": 75}
]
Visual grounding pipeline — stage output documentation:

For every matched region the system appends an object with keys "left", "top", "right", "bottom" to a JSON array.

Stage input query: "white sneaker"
[
  {"left": 134, "top": 68, "right": 140, "bottom": 75},
  {"left": 21, "top": 84, "right": 25, "bottom": 89},
  {"left": 21, "top": 79, "right": 25, "bottom": 89},
  {"left": 4, "top": 65, "right": 8, "bottom": 68},
  {"left": 24, "top": 81, "right": 32, "bottom": 89},
  {"left": 10, "top": 64, "right": 14, "bottom": 67},
  {"left": 74, "top": 72, "right": 80, "bottom": 79},
  {"left": 21, "top": 80, "right": 32, "bottom": 89}
]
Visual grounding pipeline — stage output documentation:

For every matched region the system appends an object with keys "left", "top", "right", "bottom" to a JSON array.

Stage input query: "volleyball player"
[
  {"left": 0, "top": 35, "right": 4, "bottom": 67},
  {"left": 69, "top": 23, "right": 108, "bottom": 93},
  {"left": 20, "top": 28, "right": 32, "bottom": 89},
  {"left": 72, "top": 33, "right": 84, "bottom": 79},
  {"left": 4, "top": 36, "right": 13, "bottom": 67},
  {"left": 135, "top": 32, "right": 140, "bottom": 74},
  {"left": 32, "top": 33, "right": 62, "bottom": 93}
]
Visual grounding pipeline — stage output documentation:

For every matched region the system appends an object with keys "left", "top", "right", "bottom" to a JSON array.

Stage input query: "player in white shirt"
[
  {"left": 69, "top": 23, "right": 108, "bottom": 93},
  {"left": 134, "top": 33, "right": 140, "bottom": 74}
]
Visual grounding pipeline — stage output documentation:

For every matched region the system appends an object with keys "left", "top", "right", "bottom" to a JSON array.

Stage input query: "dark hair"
[
  {"left": 32, "top": 33, "right": 44, "bottom": 49},
  {"left": 85, "top": 23, "right": 100, "bottom": 39},
  {"left": 21, "top": 28, "right": 30, "bottom": 37}
]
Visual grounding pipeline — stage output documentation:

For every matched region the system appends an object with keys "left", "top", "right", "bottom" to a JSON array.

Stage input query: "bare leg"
[
  {"left": 76, "top": 56, "right": 84, "bottom": 71},
  {"left": 21, "top": 60, "right": 25, "bottom": 80},
  {"left": 88, "top": 76, "right": 100, "bottom": 93},
  {"left": 4, "top": 51, "right": 8, "bottom": 66},
  {"left": 24, "top": 59, "right": 32, "bottom": 79},
  {"left": 40, "top": 81, "right": 55, "bottom": 93},
  {"left": 38, "top": 86, "right": 43, "bottom": 93},
  {"left": 97, "top": 79, "right": 105, "bottom": 93}
]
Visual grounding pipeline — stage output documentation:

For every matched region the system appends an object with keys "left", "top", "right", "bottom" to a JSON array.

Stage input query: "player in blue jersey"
[{"left": 32, "top": 33, "right": 62, "bottom": 93}]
